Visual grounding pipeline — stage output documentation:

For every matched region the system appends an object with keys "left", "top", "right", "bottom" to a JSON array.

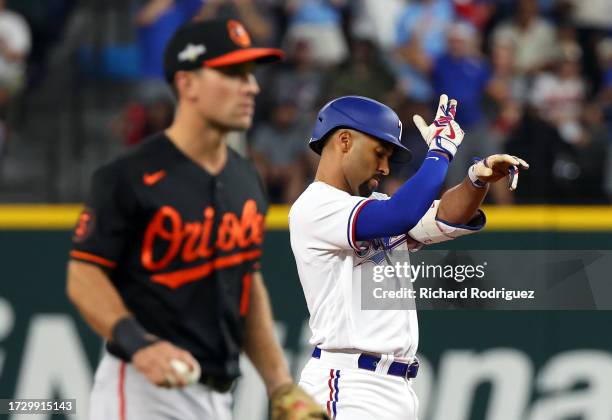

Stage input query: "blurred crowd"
[
  {"left": 2, "top": 0, "right": 612, "bottom": 204},
  {"left": 0, "top": 0, "right": 31, "bottom": 165}
]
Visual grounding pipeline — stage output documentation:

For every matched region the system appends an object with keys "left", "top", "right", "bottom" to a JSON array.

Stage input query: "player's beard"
[{"left": 358, "top": 177, "right": 379, "bottom": 197}]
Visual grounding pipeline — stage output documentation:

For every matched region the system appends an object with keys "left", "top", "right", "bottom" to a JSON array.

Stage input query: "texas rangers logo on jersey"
[{"left": 355, "top": 234, "right": 408, "bottom": 266}]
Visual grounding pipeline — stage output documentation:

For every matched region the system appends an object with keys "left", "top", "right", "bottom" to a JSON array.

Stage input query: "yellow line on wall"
[
  {"left": 0, "top": 205, "right": 83, "bottom": 229},
  {"left": 482, "top": 205, "right": 612, "bottom": 231},
  {"left": 0, "top": 204, "right": 611, "bottom": 231}
]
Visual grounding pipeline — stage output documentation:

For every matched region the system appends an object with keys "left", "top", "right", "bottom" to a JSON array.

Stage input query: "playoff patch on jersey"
[{"left": 73, "top": 207, "right": 96, "bottom": 243}]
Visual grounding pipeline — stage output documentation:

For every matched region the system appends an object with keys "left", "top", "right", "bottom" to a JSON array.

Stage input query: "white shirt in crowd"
[{"left": 0, "top": 8, "right": 31, "bottom": 88}]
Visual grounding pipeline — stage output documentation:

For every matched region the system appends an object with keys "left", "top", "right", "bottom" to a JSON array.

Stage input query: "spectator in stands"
[
  {"left": 0, "top": 0, "right": 31, "bottom": 161},
  {"left": 431, "top": 22, "right": 496, "bottom": 189},
  {"left": 350, "top": 0, "right": 405, "bottom": 52},
  {"left": 133, "top": 0, "right": 203, "bottom": 122},
  {"left": 392, "top": 0, "right": 455, "bottom": 102},
  {"left": 596, "top": 38, "right": 612, "bottom": 200},
  {"left": 283, "top": 0, "right": 349, "bottom": 67},
  {"left": 322, "top": 37, "right": 396, "bottom": 104},
  {"left": 117, "top": 0, "right": 202, "bottom": 146},
  {"left": 567, "top": 0, "right": 612, "bottom": 91},
  {"left": 530, "top": 42, "right": 586, "bottom": 145},
  {"left": 250, "top": 96, "right": 312, "bottom": 203},
  {"left": 491, "top": 0, "right": 555, "bottom": 75},
  {"left": 136, "top": 0, "right": 203, "bottom": 81},
  {"left": 196, "top": 0, "right": 276, "bottom": 45},
  {"left": 257, "top": 37, "right": 323, "bottom": 121},
  {"left": 596, "top": 38, "right": 612, "bottom": 122},
  {"left": 115, "top": 97, "right": 174, "bottom": 147},
  {"left": 567, "top": 0, "right": 612, "bottom": 31},
  {"left": 452, "top": 0, "right": 496, "bottom": 31},
  {"left": 505, "top": 107, "right": 570, "bottom": 203},
  {"left": 486, "top": 35, "right": 527, "bottom": 141},
  {"left": 575, "top": 101, "right": 609, "bottom": 202},
  {"left": 485, "top": 34, "right": 527, "bottom": 204}
]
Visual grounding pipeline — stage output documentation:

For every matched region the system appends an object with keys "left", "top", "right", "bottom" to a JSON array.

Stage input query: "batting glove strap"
[{"left": 431, "top": 134, "right": 459, "bottom": 160}]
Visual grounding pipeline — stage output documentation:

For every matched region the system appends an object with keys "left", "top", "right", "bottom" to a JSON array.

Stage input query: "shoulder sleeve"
[
  {"left": 70, "top": 163, "right": 137, "bottom": 269},
  {"left": 289, "top": 186, "right": 371, "bottom": 251}
]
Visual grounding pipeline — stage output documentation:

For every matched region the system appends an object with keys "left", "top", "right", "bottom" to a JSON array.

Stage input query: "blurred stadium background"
[{"left": 0, "top": 0, "right": 611, "bottom": 419}]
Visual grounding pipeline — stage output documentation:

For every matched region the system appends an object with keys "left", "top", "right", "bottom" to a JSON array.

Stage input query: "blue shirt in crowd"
[
  {"left": 290, "top": 0, "right": 342, "bottom": 25},
  {"left": 395, "top": 0, "right": 454, "bottom": 57},
  {"left": 138, "top": 0, "right": 204, "bottom": 79},
  {"left": 432, "top": 54, "right": 491, "bottom": 128}
]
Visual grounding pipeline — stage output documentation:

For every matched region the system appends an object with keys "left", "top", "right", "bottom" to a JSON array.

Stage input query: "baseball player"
[
  {"left": 67, "top": 19, "right": 327, "bottom": 420},
  {"left": 289, "top": 95, "right": 529, "bottom": 419}
]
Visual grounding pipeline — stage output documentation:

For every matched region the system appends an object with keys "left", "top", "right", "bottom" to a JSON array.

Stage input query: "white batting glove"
[
  {"left": 413, "top": 94, "right": 465, "bottom": 160},
  {"left": 468, "top": 154, "right": 530, "bottom": 191}
]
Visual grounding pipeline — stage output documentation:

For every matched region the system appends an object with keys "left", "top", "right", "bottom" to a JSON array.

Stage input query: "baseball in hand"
[{"left": 170, "top": 359, "right": 201, "bottom": 385}]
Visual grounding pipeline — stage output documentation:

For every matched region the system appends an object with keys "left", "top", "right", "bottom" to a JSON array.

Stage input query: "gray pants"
[{"left": 89, "top": 351, "right": 232, "bottom": 420}]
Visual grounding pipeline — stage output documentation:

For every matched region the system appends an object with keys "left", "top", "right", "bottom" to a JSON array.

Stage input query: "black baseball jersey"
[{"left": 70, "top": 133, "right": 268, "bottom": 380}]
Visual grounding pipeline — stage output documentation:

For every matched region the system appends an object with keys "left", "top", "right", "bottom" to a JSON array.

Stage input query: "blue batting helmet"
[{"left": 309, "top": 96, "right": 412, "bottom": 162}]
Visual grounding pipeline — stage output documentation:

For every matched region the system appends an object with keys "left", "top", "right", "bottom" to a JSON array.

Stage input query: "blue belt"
[{"left": 312, "top": 347, "right": 419, "bottom": 379}]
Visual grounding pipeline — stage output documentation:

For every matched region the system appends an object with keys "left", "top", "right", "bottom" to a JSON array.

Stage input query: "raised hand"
[{"left": 412, "top": 94, "right": 465, "bottom": 160}]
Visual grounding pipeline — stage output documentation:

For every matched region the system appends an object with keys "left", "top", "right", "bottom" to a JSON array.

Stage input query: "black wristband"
[{"left": 109, "top": 317, "right": 157, "bottom": 361}]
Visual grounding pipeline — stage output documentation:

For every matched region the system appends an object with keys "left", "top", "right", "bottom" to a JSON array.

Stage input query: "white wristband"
[{"left": 468, "top": 163, "right": 488, "bottom": 189}]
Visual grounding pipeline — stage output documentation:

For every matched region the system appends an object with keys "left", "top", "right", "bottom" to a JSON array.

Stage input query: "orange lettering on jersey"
[
  {"left": 140, "top": 200, "right": 265, "bottom": 286},
  {"left": 216, "top": 213, "right": 241, "bottom": 251},
  {"left": 197, "top": 207, "right": 215, "bottom": 259},
  {"left": 181, "top": 222, "right": 202, "bottom": 262},
  {"left": 239, "top": 199, "right": 264, "bottom": 247},
  {"left": 141, "top": 206, "right": 183, "bottom": 271}
]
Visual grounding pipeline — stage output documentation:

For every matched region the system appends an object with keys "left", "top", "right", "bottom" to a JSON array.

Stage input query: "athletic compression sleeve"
[{"left": 355, "top": 151, "right": 449, "bottom": 240}]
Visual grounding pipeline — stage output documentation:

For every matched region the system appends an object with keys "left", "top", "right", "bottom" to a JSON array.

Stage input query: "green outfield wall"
[{"left": 1, "top": 222, "right": 612, "bottom": 419}]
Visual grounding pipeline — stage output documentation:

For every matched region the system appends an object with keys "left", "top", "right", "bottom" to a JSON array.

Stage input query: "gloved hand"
[
  {"left": 468, "top": 154, "right": 530, "bottom": 191},
  {"left": 270, "top": 383, "right": 330, "bottom": 420},
  {"left": 413, "top": 94, "right": 465, "bottom": 160}
]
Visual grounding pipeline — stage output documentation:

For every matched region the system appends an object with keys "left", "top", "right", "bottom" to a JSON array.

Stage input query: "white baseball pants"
[{"left": 299, "top": 350, "right": 419, "bottom": 420}]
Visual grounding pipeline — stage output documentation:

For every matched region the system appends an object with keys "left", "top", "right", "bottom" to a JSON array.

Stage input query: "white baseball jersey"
[{"left": 289, "top": 181, "right": 419, "bottom": 360}]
